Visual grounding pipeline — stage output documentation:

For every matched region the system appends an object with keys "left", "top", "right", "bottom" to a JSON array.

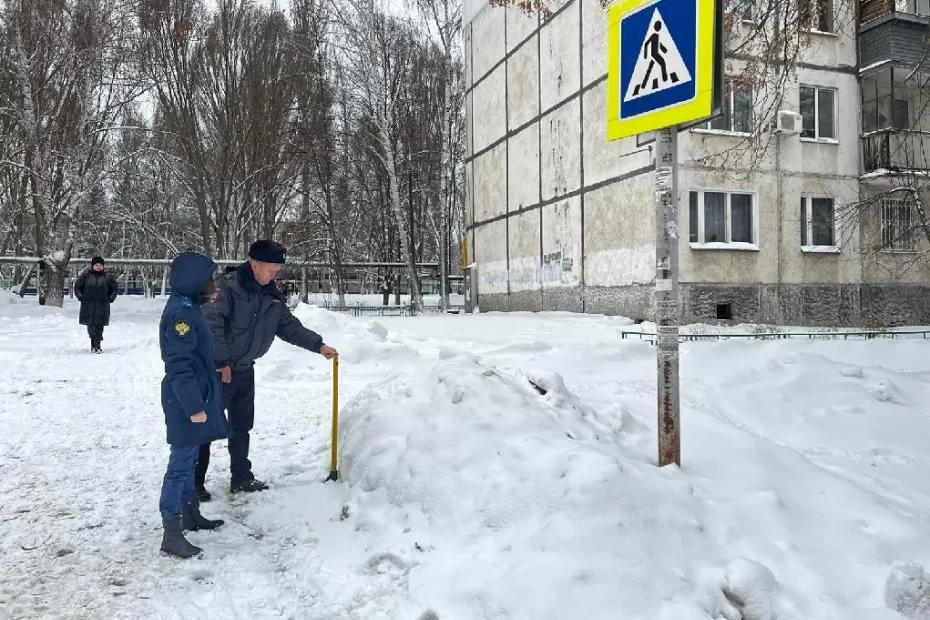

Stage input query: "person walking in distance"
[
  {"left": 195, "top": 240, "right": 338, "bottom": 499},
  {"left": 75, "top": 257, "right": 119, "bottom": 353}
]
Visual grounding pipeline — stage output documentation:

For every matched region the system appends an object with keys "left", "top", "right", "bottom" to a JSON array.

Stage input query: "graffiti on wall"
[
  {"left": 541, "top": 250, "right": 578, "bottom": 286},
  {"left": 479, "top": 246, "right": 580, "bottom": 290}
]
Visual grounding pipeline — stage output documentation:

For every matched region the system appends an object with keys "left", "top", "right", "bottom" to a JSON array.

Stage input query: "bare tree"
[
  {"left": 139, "top": 0, "right": 302, "bottom": 259},
  {"left": 335, "top": 0, "right": 425, "bottom": 313},
  {"left": 0, "top": 0, "right": 144, "bottom": 306},
  {"left": 290, "top": 0, "right": 359, "bottom": 305},
  {"left": 414, "top": 0, "right": 463, "bottom": 311}
]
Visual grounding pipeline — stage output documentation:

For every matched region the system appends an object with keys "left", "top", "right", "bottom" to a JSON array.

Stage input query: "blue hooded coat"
[{"left": 160, "top": 252, "right": 232, "bottom": 446}]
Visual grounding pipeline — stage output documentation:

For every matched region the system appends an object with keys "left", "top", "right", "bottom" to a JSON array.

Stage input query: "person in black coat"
[
  {"left": 74, "top": 257, "right": 119, "bottom": 353},
  {"left": 196, "top": 240, "right": 338, "bottom": 498},
  {"left": 158, "top": 251, "right": 232, "bottom": 559}
]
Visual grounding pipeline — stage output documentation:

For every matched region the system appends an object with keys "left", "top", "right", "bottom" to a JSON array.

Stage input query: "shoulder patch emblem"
[{"left": 174, "top": 321, "right": 191, "bottom": 337}]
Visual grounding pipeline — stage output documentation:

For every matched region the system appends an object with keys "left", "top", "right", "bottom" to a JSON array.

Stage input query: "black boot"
[
  {"left": 160, "top": 516, "right": 202, "bottom": 558},
  {"left": 230, "top": 478, "right": 269, "bottom": 494},
  {"left": 182, "top": 500, "right": 224, "bottom": 531},
  {"left": 196, "top": 485, "right": 212, "bottom": 503}
]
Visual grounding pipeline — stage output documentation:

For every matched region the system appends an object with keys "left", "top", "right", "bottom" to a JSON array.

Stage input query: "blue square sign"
[
  {"left": 607, "top": 0, "right": 718, "bottom": 140},
  {"left": 620, "top": 0, "right": 697, "bottom": 119}
]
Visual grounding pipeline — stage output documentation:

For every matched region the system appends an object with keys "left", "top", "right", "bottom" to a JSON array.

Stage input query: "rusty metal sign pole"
[{"left": 655, "top": 126, "right": 681, "bottom": 467}]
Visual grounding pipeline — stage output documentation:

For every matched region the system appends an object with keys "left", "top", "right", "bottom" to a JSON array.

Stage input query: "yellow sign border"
[{"left": 607, "top": 0, "right": 717, "bottom": 141}]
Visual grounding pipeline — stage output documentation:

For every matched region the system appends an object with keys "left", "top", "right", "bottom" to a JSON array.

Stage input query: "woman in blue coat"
[{"left": 158, "top": 251, "right": 232, "bottom": 558}]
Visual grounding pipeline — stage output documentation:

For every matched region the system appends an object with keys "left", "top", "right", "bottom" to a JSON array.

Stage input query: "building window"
[
  {"left": 881, "top": 198, "right": 917, "bottom": 252},
  {"left": 800, "top": 196, "right": 836, "bottom": 247},
  {"left": 706, "top": 81, "right": 753, "bottom": 133},
  {"left": 800, "top": 86, "right": 836, "bottom": 140},
  {"left": 689, "top": 191, "right": 756, "bottom": 246},
  {"left": 900, "top": 0, "right": 930, "bottom": 17},
  {"left": 862, "top": 66, "right": 918, "bottom": 133},
  {"left": 799, "top": 0, "right": 833, "bottom": 32}
]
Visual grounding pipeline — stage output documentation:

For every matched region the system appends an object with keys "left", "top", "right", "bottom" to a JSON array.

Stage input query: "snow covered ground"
[{"left": 2, "top": 293, "right": 930, "bottom": 619}]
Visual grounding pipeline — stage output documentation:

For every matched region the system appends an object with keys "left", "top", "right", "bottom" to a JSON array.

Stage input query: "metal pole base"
[{"left": 324, "top": 470, "right": 339, "bottom": 483}]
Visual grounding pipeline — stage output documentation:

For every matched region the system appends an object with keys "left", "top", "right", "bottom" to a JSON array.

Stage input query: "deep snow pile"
[{"left": 2, "top": 295, "right": 930, "bottom": 619}]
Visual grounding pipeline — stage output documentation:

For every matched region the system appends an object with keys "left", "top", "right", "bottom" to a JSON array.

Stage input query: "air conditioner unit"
[{"left": 776, "top": 110, "right": 803, "bottom": 135}]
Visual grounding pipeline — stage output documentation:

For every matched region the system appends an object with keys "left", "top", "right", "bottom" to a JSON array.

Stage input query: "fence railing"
[
  {"left": 621, "top": 329, "right": 930, "bottom": 343},
  {"left": 862, "top": 129, "right": 930, "bottom": 173},
  {"left": 320, "top": 304, "right": 465, "bottom": 317}
]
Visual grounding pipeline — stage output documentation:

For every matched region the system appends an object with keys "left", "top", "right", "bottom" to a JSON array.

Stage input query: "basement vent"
[{"left": 716, "top": 303, "right": 733, "bottom": 321}]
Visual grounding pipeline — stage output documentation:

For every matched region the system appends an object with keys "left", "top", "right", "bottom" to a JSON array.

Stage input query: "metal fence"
[
  {"left": 621, "top": 329, "right": 930, "bottom": 343},
  {"left": 319, "top": 304, "right": 465, "bottom": 317}
]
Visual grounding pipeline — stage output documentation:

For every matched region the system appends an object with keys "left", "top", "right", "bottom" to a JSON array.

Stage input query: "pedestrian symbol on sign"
[
  {"left": 607, "top": 0, "right": 719, "bottom": 139},
  {"left": 624, "top": 9, "right": 692, "bottom": 103}
]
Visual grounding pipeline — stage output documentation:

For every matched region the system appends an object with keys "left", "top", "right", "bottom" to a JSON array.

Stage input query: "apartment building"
[{"left": 463, "top": 0, "right": 930, "bottom": 325}]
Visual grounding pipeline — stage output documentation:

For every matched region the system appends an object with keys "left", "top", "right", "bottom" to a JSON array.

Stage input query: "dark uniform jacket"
[
  {"left": 75, "top": 269, "right": 118, "bottom": 326},
  {"left": 160, "top": 252, "right": 232, "bottom": 447},
  {"left": 205, "top": 262, "right": 323, "bottom": 370}
]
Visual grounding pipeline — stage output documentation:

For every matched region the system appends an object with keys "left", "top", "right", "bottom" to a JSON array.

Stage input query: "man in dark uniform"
[{"left": 195, "top": 240, "right": 338, "bottom": 498}]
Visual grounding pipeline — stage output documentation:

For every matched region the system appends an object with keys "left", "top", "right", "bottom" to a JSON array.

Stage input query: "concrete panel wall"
[
  {"left": 508, "top": 210, "right": 541, "bottom": 294},
  {"left": 473, "top": 143, "right": 507, "bottom": 223},
  {"left": 584, "top": 180, "right": 654, "bottom": 287},
  {"left": 507, "top": 34, "right": 539, "bottom": 130},
  {"left": 541, "top": 197, "right": 582, "bottom": 288},
  {"left": 464, "top": 27, "right": 473, "bottom": 91},
  {"left": 475, "top": 219, "right": 508, "bottom": 295},
  {"left": 580, "top": 0, "right": 608, "bottom": 87},
  {"left": 508, "top": 123, "right": 540, "bottom": 211},
  {"left": 465, "top": 91, "right": 474, "bottom": 159},
  {"left": 539, "top": 2, "right": 580, "bottom": 112},
  {"left": 582, "top": 85, "right": 653, "bottom": 187},
  {"left": 473, "top": 65, "right": 507, "bottom": 154},
  {"left": 540, "top": 98, "right": 582, "bottom": 200},
  {"left": 471, "top": 8, "right": 505, "bottom": 81},
  {"left": 464, "top": 161, "right": 474, "bottom": 227},
  {"left": 506, "top": 7, "right": 537, "bottom": 52}
]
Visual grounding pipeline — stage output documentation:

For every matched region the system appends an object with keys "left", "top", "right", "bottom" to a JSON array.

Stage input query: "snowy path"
[{"left": 3, "top": 296, "right": 930, "bottom": 619}]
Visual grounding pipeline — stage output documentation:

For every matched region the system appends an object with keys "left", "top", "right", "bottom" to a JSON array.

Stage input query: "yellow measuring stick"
[{"left": 327, "top": 355, "right": 340, "bottom": 481}]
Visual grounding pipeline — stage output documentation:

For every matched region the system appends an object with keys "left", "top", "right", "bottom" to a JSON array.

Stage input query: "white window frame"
[
  {"left": 697, "top": 80, "right": 753, "bottom": 135},
  {"left": 881, "top": 198, "right": 917, "bottom": 253},
  {"left": 689, "top": 189, "right": 759, "bottom": 250},
  {"left": 800, "top": 195, "right": 840, "bottom": 253},
  {"left": 800, "top": 85, "right": 838, "bottom": 143}
]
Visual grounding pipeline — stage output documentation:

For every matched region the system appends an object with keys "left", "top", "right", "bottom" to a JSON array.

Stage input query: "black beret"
[{"left": 248, "top": 240, "right": 287, "bottom": 264}]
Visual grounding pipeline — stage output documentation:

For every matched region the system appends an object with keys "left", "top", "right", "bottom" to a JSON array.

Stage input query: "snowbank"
[{"left": 3, "top": 298, "right": 930, "bottom": 619}]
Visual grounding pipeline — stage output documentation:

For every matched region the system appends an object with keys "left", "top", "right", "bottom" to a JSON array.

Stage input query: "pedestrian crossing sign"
[{"left": 607, "top": 0, "right": 719, "bottom": 141}]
